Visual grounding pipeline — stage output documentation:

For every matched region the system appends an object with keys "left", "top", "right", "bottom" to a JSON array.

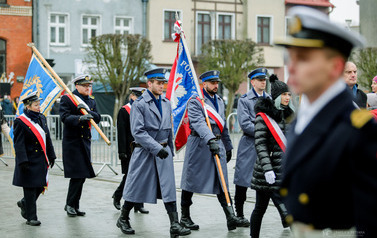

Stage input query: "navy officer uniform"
[
  {"left": 112, "top": 87, "right": 149, "bottom": 214},
  {"left": 233, "top": 68, "right": 271, "bottom": 225},
  {"left": 13, "top": 92, "right": 56, "bottom": 226},
  {"left": 276, "top": 7, "right": 377, "bottom": 237},
  {"left": 117, "top": 68, "right": 190, "bottom": 237},
  {"left": 59, "top": 74, "right": 101, "bottom": 217},
  {"left": 180, "top": 70, "right": 244, "bottom": 231}
]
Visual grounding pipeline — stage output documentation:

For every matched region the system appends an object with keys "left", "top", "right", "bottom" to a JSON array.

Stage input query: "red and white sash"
[
  {"left": 122, "top": 103, "right": 131, "bottom": 114},
  {"left": 19, "top": 114, "right": 50, "bottom": 188},
  {"left": 256, "top": 112, "right": 287, "bottom": 152},
  {"left": 196, "top": 97, "right": 224, "bottom": 132}
]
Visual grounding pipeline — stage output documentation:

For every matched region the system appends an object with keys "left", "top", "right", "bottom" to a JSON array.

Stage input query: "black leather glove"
[
  {"left": 119, "top": 153, "right": 127, "bottom": 160},
  {"left": 49, "top": 159, "right": 55, "bottom": 169},
  {"left": 226, "top": 150, "right": 232, "bottom": 163},
  {"left": 77, "top": 103, "right": 87, "bottom": 112},
  {"left": 207, "top": 139, "right": 220, "bottom": 155},
  {"left": 157, "top": 148, "right": 169, "bottom": 159},
  {"left": 79, "top": 114, "right": 93, "bottom": 121},
  {"left": 19, "top": 162, "right": 29, "bottom": 173}
]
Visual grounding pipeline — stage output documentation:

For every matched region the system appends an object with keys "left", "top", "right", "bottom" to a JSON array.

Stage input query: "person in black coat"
[
  {"left": 276, "top": 7, "right": 377, "bottom": 237},
  {"left": 13, "top": 92, "right": 56, "bottom": 226},
  {"left": 343, "top": 61, "right": 367, "bottom": 108},
  {"left": 59, "top": 74, "right": 101, "bottom": 217},
  {"left": 250, "top": 75, "right": 294, "bottom": 237},
  {"left": 112, "top": 87, "right": 148, "bottom": 214}
]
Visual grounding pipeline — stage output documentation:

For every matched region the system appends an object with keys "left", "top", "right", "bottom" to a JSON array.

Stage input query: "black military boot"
[
  {"left": 168, "top": 212, "right": 191, "bottom": 238},
  {"left": 112, "top": 192, "right": 121, "bottom": 210},
  {"left": 117, "top": 207, "right": 135, "bottom": 234},
  {"left": 180, "top": 206, "right": 199, "bottom": 230},
  {"left": 235, "top": 203, "right": 250, "bottom": 227},
  {"left": 278, "top": 203, "right": 290, "bottom": 228},
  {"left": 223, "top": 206, "right": 243, "bottom": 230}
]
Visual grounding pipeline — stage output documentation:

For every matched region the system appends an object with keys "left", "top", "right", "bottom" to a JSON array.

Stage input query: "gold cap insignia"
[{"left": 289, "top": 16, "right": 302, "bottom": 35}]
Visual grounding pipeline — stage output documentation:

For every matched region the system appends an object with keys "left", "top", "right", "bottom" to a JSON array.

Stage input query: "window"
[
  {"left": 218, "top": 14, "right": 232, "bottom": 40},
  {"left": 197, "top": 13, "right": 211, "bottom": 54},
  {"left": 257, "top": 16, "right": 271, "bottom": 45},
  {"left": 115, "top": 17, "right": 133, "bottom": 35},
  {"left": 0, "top": 39, "right": 6, "bottom": 77},
  {"left": 0, "top": 0, "right": 7, "bottom": 4},
  {"left": 164, "top": 10, "right": 181, "bottom": 41},
  {"left": 50, "top": 13, "right": 68, "bottom": 45},
  {"left": 82, "top": 15, "right": 101, "bottom": 46}
]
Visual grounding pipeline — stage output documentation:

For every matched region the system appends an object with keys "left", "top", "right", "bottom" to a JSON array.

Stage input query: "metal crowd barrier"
[
  {"left": 1, "top": 114, "right": 118, "bottom": 176},
  {"left": 1, "top": 113, "right": 243, "bottom": 170}
]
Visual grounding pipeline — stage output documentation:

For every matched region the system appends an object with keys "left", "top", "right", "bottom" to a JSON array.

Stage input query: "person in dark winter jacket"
[{"left": 250, "top": 75, "right": 294, "bottom": 238}]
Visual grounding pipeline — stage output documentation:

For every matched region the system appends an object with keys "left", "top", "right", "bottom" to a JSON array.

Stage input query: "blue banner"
[{"left": 16, "top": 54, "right": 63, "bottom": 116}]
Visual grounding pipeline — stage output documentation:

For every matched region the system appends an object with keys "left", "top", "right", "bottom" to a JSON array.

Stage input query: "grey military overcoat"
[
  {"left": 181, "top": 94, "right": 233, "bottom": 194},
  {"left": 234, "top": 91, "right": 271, "bottom": 187},
  {"left": 123, "top": 91, "right": 176, "bottom": 204}
]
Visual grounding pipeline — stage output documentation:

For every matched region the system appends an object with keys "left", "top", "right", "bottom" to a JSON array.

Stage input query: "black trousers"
[
  {"left": 250, "top": 190, "right": 287, "bottom": 238},
  {"left": 113, "top": 174, "right": 144, "bottom": 209},
  {"left": 234, "top": 185, "right": 248, "bottom": 216},
  {"left": 66, "top": 178, "right": 86, "bottom": 208},
  {"left": 181, "top": 189, "right": 233, "bottom": 208},
  {"left": 123, "top": 200, "right": 176, "bottom": 213},
  {"left": 22, "top": 187, "right": 44, "bottom": 221}
]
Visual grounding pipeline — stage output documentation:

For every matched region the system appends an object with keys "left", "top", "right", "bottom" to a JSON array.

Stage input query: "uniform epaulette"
[
  {"left": 350, "top": 109, "right": 373, "bottom": 129},
  {"left": 136, "top": 96, "right": 143, "bottom": 101},
  {"left": 241, "top": 93, "right": 247, "bottom": 98}
]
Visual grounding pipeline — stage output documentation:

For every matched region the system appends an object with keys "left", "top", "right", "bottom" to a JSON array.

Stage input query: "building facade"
[
  {"left": 33, "top": 0, "right": 144, "bottom": 85},
  {"left": 0, "top": 0, "right": 32, "bottom": 98},
  {"left": 359, "top": 0, "right": 377, "bottom": 47}
]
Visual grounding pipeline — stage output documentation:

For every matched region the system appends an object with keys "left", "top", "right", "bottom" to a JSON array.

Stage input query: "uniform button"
[
  {"left": 29, "top": 127, "right": 31, "bottom": 129},
  {"left": 35, "top": 142, "right": 38, "bottom": 144},
  {"left": 298, "top": 193, "right": 309, "bottom": 205},
  {"left": 87, "top": 136, "right": 90, "bottom": 139},
  {"left": 81, "top": 135, "right": 83, "bottom": 138},
  {"left": 285, "top": 214, "right": 294, "bottom": 225},
  {"left": 81, "top": 126, "right": 84, "bottom": 128},
  {"left": 35, "top": 150, "right": 38, "bottom": 152},
  {"left": 280, "top": 188, "right": 288, "bottom": 197}
]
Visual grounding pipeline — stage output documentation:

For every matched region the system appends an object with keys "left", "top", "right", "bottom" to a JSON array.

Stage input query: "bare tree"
[
  {"left": 351, "top": 47, "right": 377, "bottom": 91},
  {"left": 199, "top": 39, "right": 264, "bottom": 116},
  {"left": 86, "top": 34, "right": 152, "bottom": 121}
]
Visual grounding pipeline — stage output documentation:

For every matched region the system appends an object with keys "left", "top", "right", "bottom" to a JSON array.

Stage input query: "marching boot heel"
[{"left": 169, "top": 212, "right": 191, "bottom": 237}]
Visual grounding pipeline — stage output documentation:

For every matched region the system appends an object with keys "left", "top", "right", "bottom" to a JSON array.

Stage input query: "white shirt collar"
[{"left": 294, "top": 80, "right": 347, "bottom": 134}]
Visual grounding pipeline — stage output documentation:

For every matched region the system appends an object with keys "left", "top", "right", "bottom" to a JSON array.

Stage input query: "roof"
[{"left": 285, "top": 0, "right": 334, "bottom": 8}]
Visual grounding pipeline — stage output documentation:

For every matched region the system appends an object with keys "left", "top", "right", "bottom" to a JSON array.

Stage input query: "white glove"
[{"left": 264, "top": 171, "right": 276, "bottom": 184}]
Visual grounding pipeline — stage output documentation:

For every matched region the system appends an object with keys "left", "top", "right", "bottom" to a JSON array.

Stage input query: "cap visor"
[{"left": 275, "top": 36, "right": 324, "bottom": 48}]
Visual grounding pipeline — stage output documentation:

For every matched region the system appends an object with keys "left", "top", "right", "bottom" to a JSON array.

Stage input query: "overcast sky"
[{"left": 329, "top": 0, "right": 359, "bottom": 26}]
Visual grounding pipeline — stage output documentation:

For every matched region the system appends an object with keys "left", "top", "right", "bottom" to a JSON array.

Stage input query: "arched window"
[{"left": 0, "top": 39, "right": 5, "bottom": 77}]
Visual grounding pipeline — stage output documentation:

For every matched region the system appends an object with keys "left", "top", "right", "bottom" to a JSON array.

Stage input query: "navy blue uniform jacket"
[
  {"left": 59, "top": 90, "right": 101, "bottom": 178},
  {"left": 282, "top": 89, "right": 377, "bottom": 237}
]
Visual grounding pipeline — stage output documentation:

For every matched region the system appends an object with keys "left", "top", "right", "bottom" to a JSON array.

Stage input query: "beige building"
[{"left": 145, "top": 0, "right": 332, "bottom": 95}]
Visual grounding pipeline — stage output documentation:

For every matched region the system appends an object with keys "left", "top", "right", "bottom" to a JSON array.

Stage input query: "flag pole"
[
  {"left": 27, "top": 43, "right": 111, "bottom": 146},
  {"left": 175, "top": 15, "right": 231, "bottom": 206}
]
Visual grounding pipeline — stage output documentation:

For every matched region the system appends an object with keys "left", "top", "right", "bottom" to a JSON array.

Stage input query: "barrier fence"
[{"left": 1, "top": 113, "right": 243, "bottom": 174}]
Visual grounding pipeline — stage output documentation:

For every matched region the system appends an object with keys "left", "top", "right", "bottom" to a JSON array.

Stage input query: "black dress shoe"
[
  {"left": 26, "top": 220, "right": 41, "bottom": 226},
  {"left": 75, "top": 208, "right": 86, "bottom": 216},
  {"left": 112, "top": 194, "right": 121, "bottom": 210},
  {"left": 17, "top": 200, "right": 27, "bottom": 219},
  {"left": 134, "top": 207, "right": 149, "bottom": 214},
  {"left": 64, "top": 205, "right": 77, "bottom": 217}
]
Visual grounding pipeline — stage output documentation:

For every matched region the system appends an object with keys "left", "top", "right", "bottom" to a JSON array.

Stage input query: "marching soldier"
[
  {"left": 59, "top": 74, "right": 101, "bottom": 217},
  {"left": 116, "top": 68, "right": 190, "bottom": 237},
  {"left": 276, "top": 6, "right": 377, "bottom": 237},
  {"left": 13, "top": 92, "right": 56, "bottom": 226},
  {"left": 180, "top": 70, "right": 243, "bottom": 231},
  {"left": 233, "top": 68, "right": 271, "bottom": 226},
  {"left": 112, "top": 87, "right": 149, "bottom": 214}
]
